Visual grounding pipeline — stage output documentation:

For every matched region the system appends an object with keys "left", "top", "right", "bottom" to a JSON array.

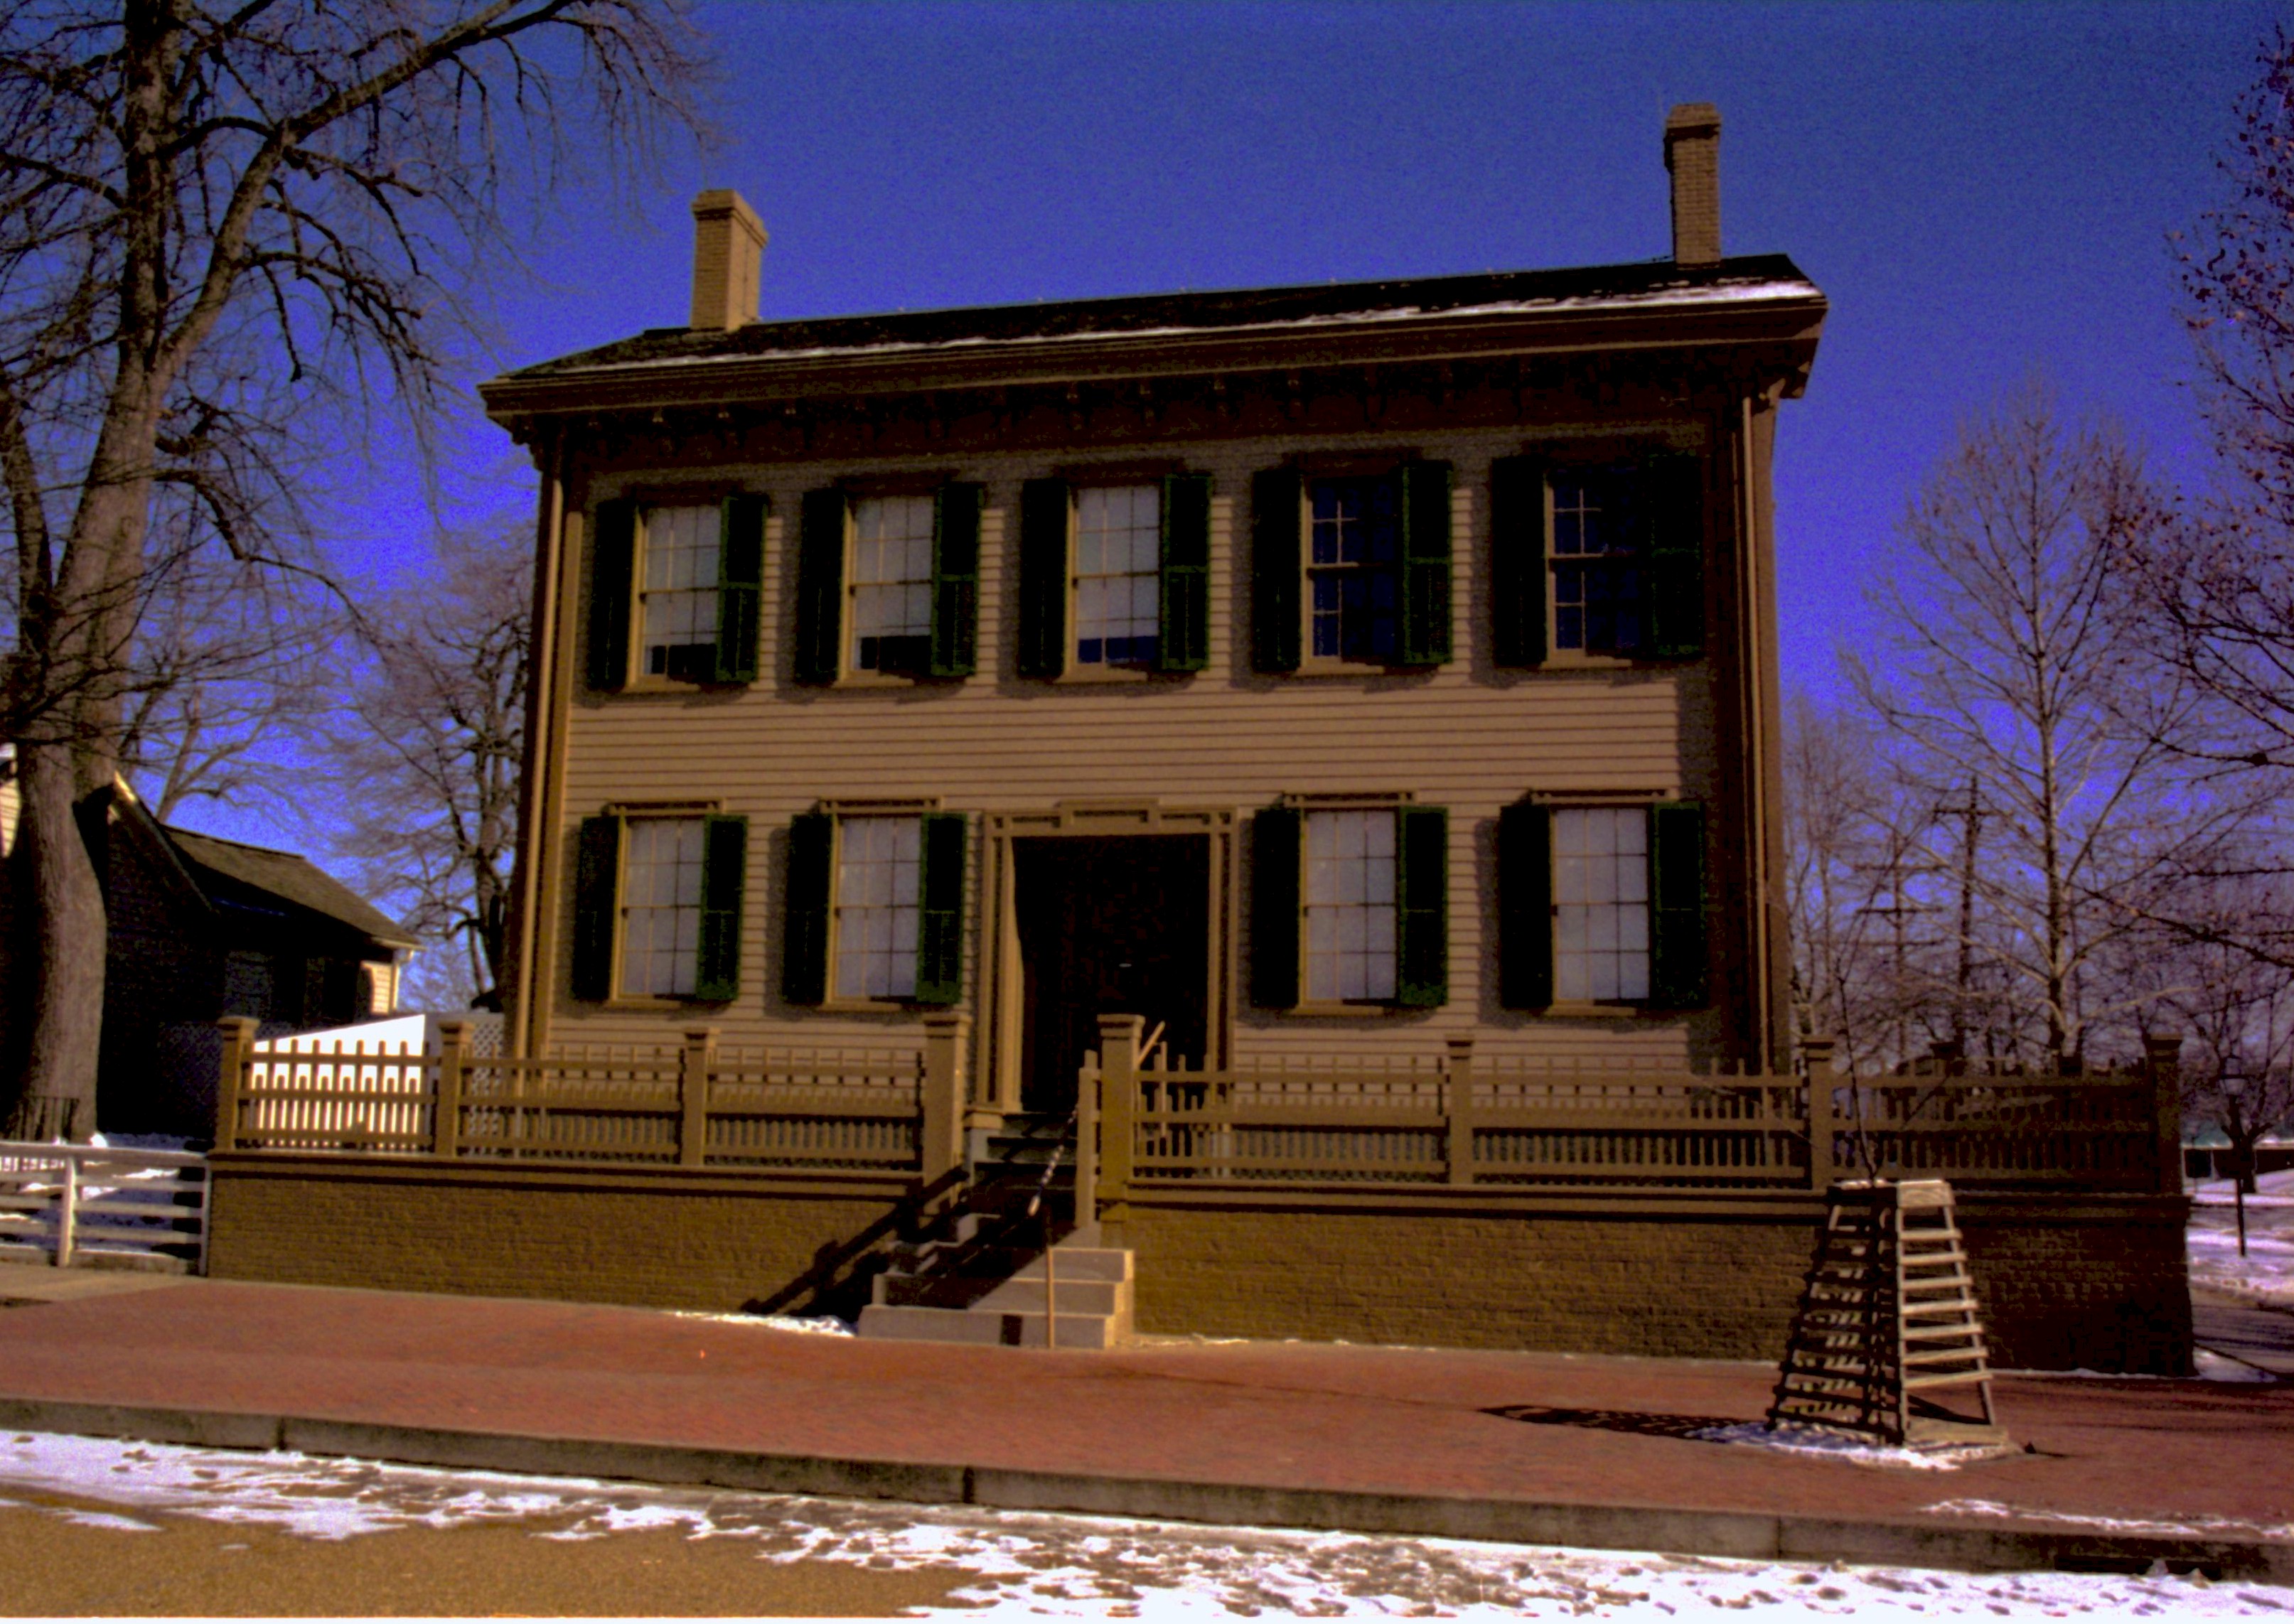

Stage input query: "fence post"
[
  {"left": 1097, "top": 1013, "right": 1143, "bottom": 1209},
  {"left": 2143, "top": 1033, "right": 2185, "bottom": 1196},
  {"left": 679, "top": 1028, "right": 717, "bottom": 1169},
  {"left": 1445, "top": 1036, "right": 1476, "bottom": 1187},
  {"left": 434, "top": 1021, "right": 469, "bottom": 1159},
  {"left": 1803, "top": 1035, "right": 1838, "bottom": 1193},
  {"left": 54, "top": 1151, "right": 76, "bottom": 1268},
  {"left": 921, "top": 1013, "right": 969, "bottom": 1183},
  {"left": 214, "top": 1016, "right": 257, "bottom": 1152},
  {"left": 1074, "top": 1052, "right": 1099, "bottom": 1229}
]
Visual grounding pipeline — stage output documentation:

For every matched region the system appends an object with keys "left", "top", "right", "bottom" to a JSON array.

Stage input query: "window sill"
[
  {"left": 599, "top": 995, "right": 720, "bottom": 1012},
  {"left": 818, "top": 997, "right": 940, "bottom": 1015},
  {"left": 1287, "top": 999, "right": 1413, "bottom": 1018},
  {"left": 832, "top": 672, "right": 918, "bottom": 691},
  {"left": 1535, "top": 1001, "right": 1662, "bottom": 1020},
  {"left": 1289, "top": 657, "right": 1443, "bottom": 679},
  {"left": 1055, "top": 665, "right": 1155, "bottom": 685},
  {"left": 618, "top": 674, "right": 717, "bottom": 694}
]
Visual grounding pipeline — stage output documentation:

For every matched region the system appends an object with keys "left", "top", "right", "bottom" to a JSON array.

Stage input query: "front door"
[{"left": 1013, "top": 835, "right": 1209, "bottom": 1114}]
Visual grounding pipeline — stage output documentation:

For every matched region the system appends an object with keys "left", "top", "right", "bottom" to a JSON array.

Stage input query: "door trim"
[{"left": 975, "top": 801, "right": 1237, "bottom": 1121}]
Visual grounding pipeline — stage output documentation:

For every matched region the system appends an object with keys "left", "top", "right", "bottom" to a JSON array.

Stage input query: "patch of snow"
[
  {"left": 663, "top": 1311, "right": 855, "bottom": 1336},
  {"left": 2196, "top": 1348, "right": 2285, "bottom": 1383},
  {"left": 0, "top": 1431, "right": 2287, "bottom": 1618},
  {"left": 1692, "top": 1421, "right": 2003, "bottom": 1469},
  {"left": 1924, "top": 1498, "right": 2294, "bottom": 1543}
]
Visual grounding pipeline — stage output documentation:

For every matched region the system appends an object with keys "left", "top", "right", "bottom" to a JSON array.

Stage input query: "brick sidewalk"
[{"left": 0, "top": 1273, "right": 2287, "bottom": 1574}]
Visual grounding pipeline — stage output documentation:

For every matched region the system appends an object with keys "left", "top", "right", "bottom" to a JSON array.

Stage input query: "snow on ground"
[
  {"left": 2190, "top": 1168, "right": 2294, "bottom": 1310},
  {"left": 0, "top": 1430, "right": 2286, "bottom": 1618}
]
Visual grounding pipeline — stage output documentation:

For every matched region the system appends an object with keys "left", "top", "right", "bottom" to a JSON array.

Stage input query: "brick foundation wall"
[
  {"left": 1117, "top": 1191, "right": 2194, "bottom": 1375},
  {"left": 207, "top": 1154, "right": 926, "bottom": 1318},
  {"left": 208, "top": 1158, "right": 2192, "bottom": 1373}
]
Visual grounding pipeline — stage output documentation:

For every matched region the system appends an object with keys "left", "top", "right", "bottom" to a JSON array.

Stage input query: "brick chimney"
[
  {"left": 1663, "top": 104, "right": 1722, "bottom": 268},
  {"left": 689, "top": 189, "right": 766, "bottom": 331}
]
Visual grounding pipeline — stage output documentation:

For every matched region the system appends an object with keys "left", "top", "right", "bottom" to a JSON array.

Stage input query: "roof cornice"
[{"left": 479, "top": 279, "right": 1826, "bottom": 425}]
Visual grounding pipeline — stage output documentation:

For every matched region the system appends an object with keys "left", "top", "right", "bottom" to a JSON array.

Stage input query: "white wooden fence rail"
[{"left": 0, "top": 1142, "right": 209, "bottom": 1272}]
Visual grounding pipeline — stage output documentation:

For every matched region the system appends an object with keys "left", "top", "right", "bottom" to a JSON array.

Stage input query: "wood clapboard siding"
[{"left": 546, "top": 426, "right": 1730, "bottom": 1068}]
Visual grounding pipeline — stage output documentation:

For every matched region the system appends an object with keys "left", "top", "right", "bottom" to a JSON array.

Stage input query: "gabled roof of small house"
[
  {"left": 496, "top": 254, "right": 1821, "bottom": 383},
  {"left": 164, "top": 825, "right": 418, "bottom": 951}
]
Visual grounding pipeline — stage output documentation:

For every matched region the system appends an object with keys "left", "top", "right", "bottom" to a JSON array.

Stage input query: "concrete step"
[
  {"left": 879, "top": 1274, "right": 1129, "bottom": 1317},
  {"left": 855, "top": 1301, "right": 1127, "bottom": 1350}
]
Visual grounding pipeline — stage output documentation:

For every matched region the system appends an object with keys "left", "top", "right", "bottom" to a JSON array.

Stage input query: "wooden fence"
[
  {"left": 217, "top": 1016, "right": 967, "bottom": 1178},
  {"left": 216, "top": 1013, "right": 2182, "bottom": 1200},
  {"left": 1085, "top": 1018, "right": 2182, "bottom": 1199},
  {"left": 0, "top": 1141, "right": 209, "bottom": 1269}
]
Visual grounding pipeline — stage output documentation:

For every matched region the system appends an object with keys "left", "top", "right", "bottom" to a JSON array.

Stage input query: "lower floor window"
[
  {"left": 1304, "top": 809, "right": 1396, "bottom": 1001},
  {"left": 620, "top": 818, "right": 706, "bottom": 997},
  {"left": 835, "top": 814, "right": 921, "bottom": 999},
  {"left": 1553, "top": 807, "right": 1649, "bottom": 1001}
]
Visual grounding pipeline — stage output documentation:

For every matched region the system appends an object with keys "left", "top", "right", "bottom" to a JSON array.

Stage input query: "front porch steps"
[{"left": 855, "top": 1110, "right": 1134, "bottom": 1349}]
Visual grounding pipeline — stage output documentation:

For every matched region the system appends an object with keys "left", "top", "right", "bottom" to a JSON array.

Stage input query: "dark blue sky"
[{"left": 225, "top": 1, "right": 2276, "bottom": 846}]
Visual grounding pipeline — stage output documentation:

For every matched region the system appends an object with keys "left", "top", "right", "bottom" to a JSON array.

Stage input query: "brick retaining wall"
[{"left": 207, "top": 1156, "right": 2192, "bottom": 1373}]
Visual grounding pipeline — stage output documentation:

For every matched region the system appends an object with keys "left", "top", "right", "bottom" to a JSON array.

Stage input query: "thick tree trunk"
[{"left": 4, "top": 741, "right": 105, "bottom": 1141}]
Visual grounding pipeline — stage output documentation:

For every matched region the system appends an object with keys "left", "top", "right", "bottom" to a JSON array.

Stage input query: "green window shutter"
[
  {"left": 1497, "top": 801, "right": 1553, "bottom": 1009},
  {"left": 1250, "top": 467, "right": 1302, "bottom": 674},
  {"left": 1250, "top": 805, "right": 1301, "bottom": 1008},
  {"left": 1642, "top": 451, "right": 1706, "bottom": 660},
  {"left": 1394, "top": 805, "right": 1449, "bottom": 1008},
  {"left": 794, "top": 489, "right": 848, "bottom": 686},
  {"left": 571, "top": 814, "right": 623, "bottom": 1001},
  {"left": 1158, "top": 472, "right": 1213, "bottom": 672},
  {"left": 694, "top": 814, "right": 748, "bottom": 1001},
  {"left": 1489, "top": 456, "right": 1548, "bottom": 668},
  {"left": 1017, "top": 478, "right": 1071, "bottom": 679},
  {"left": 1649, "top": 801, "right": 1709, "bottom": 1007},
  {"left": 1397, "top": 462, "right": 1454, "bottom": 667},
  {"left": 915, "top": 811, "right": 968, "bottom": 1006},
  {"left": 586, "top": 500, "right": 636, "bottom": 692},
  {"left": 928, "top": 483, "right": 982, "bottom": 679},
  {"left": 714, "top": 493, "right": 767, "bottom": 684},
  {"left": 782, "top": 811, "right": 835, "bottom": 1006}
]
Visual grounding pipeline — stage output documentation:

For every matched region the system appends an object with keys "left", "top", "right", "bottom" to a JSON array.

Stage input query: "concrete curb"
[{"left": 0, "top": 1394, "right": 2285, "bottom": 1583}]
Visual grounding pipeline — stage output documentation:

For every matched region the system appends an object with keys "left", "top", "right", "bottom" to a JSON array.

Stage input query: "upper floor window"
[
  {"left": 849, "top": 495, "right": 936, "bottom": 676},
  {"left": 1248, "top": 463, "right": 1451, "bottom": 674},
  {"left": 583, "top": 494, "right": 763, "bottom": 692},
  {"left": 1491, "top": 451, "right": 1703, "bottom": 667},
  {"left": 1549, "top": 469, "right": 1643, "bottom": 657},
  {"left": 794, "top": 484, "right": 981, "bottom": 684},
  {"left": 1074, "top": 485, "right": 1162, "bottom": 668},
  {"left": 639, "top": 505, "right": 722, "bottom": 681},
  {"left": 1309, "top": 478, "right": 1403, "bottom": 664}
]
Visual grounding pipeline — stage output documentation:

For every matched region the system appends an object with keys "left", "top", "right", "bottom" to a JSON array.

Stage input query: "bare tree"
[
  {"left": 0, "top": 2, "right": 702, "bottom": 1136},
  {"left": 1850, "top": 382, "right": 2226, "bottom": 1070},
  {"left": 317, "top": 528, "right": 527, "bottom": 1012}
]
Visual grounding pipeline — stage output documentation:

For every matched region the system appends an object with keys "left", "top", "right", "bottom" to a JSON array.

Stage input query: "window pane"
[
  {"left": 640, "top": 505, "right": 722, "bottom": 681},
  {"left": 1552, "top": 808, "right": 1650, "bottom": 1004},
  {"left": 835, "top": 814, "right": 922, "bottom": 999},
  {"left": 1074, "top": 484, "right": 1161, "bottom": 667},
  {"left": 1550, "top": 468, "right": 1645, "bottom": 655},
  {"left": 1302, "top": 809, "right": 1397, "bottom": 1001},
  {"left": 1307, "top": 476, "right": 1400, "bottom": 663},
  {"left": 850, "top": 497, "right": 936, "bottom": 672},
  {"left": 618, "top": 817, "right": 706, "bottom": 997}
]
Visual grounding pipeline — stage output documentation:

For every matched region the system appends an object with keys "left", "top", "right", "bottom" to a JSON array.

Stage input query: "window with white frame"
[
  {"left": 834, "top": 814, "right": 921, "bottom": 999},
  {"left": 1308, "top": 476, "right": 1402, "bottom": 662},
  {"left": 849, "top": 495, "right": 935, "bottom": 674},
  {"left": 1550, "top": 468, "right": 1643, "bottom": 655},
  {"left": 618, "top": 817, "right": 707, "bottom": 997},
  {"left": 639, "top": 505, "right": 721, "bottom": 680},
  {"left": 1074, "top": 485, "right": 1161, "bottom": 667},
  {"left": 1304, "top": 809, "right": 1397, "bottom": 1001},
  {"left": 1553, "top": 807, "right": 1649, "bottom": 1001}
]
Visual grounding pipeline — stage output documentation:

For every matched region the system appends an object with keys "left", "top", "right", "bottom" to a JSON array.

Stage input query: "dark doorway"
[{"left": 1013, "top": 836, "right": 1210, "bottom": 1114}]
